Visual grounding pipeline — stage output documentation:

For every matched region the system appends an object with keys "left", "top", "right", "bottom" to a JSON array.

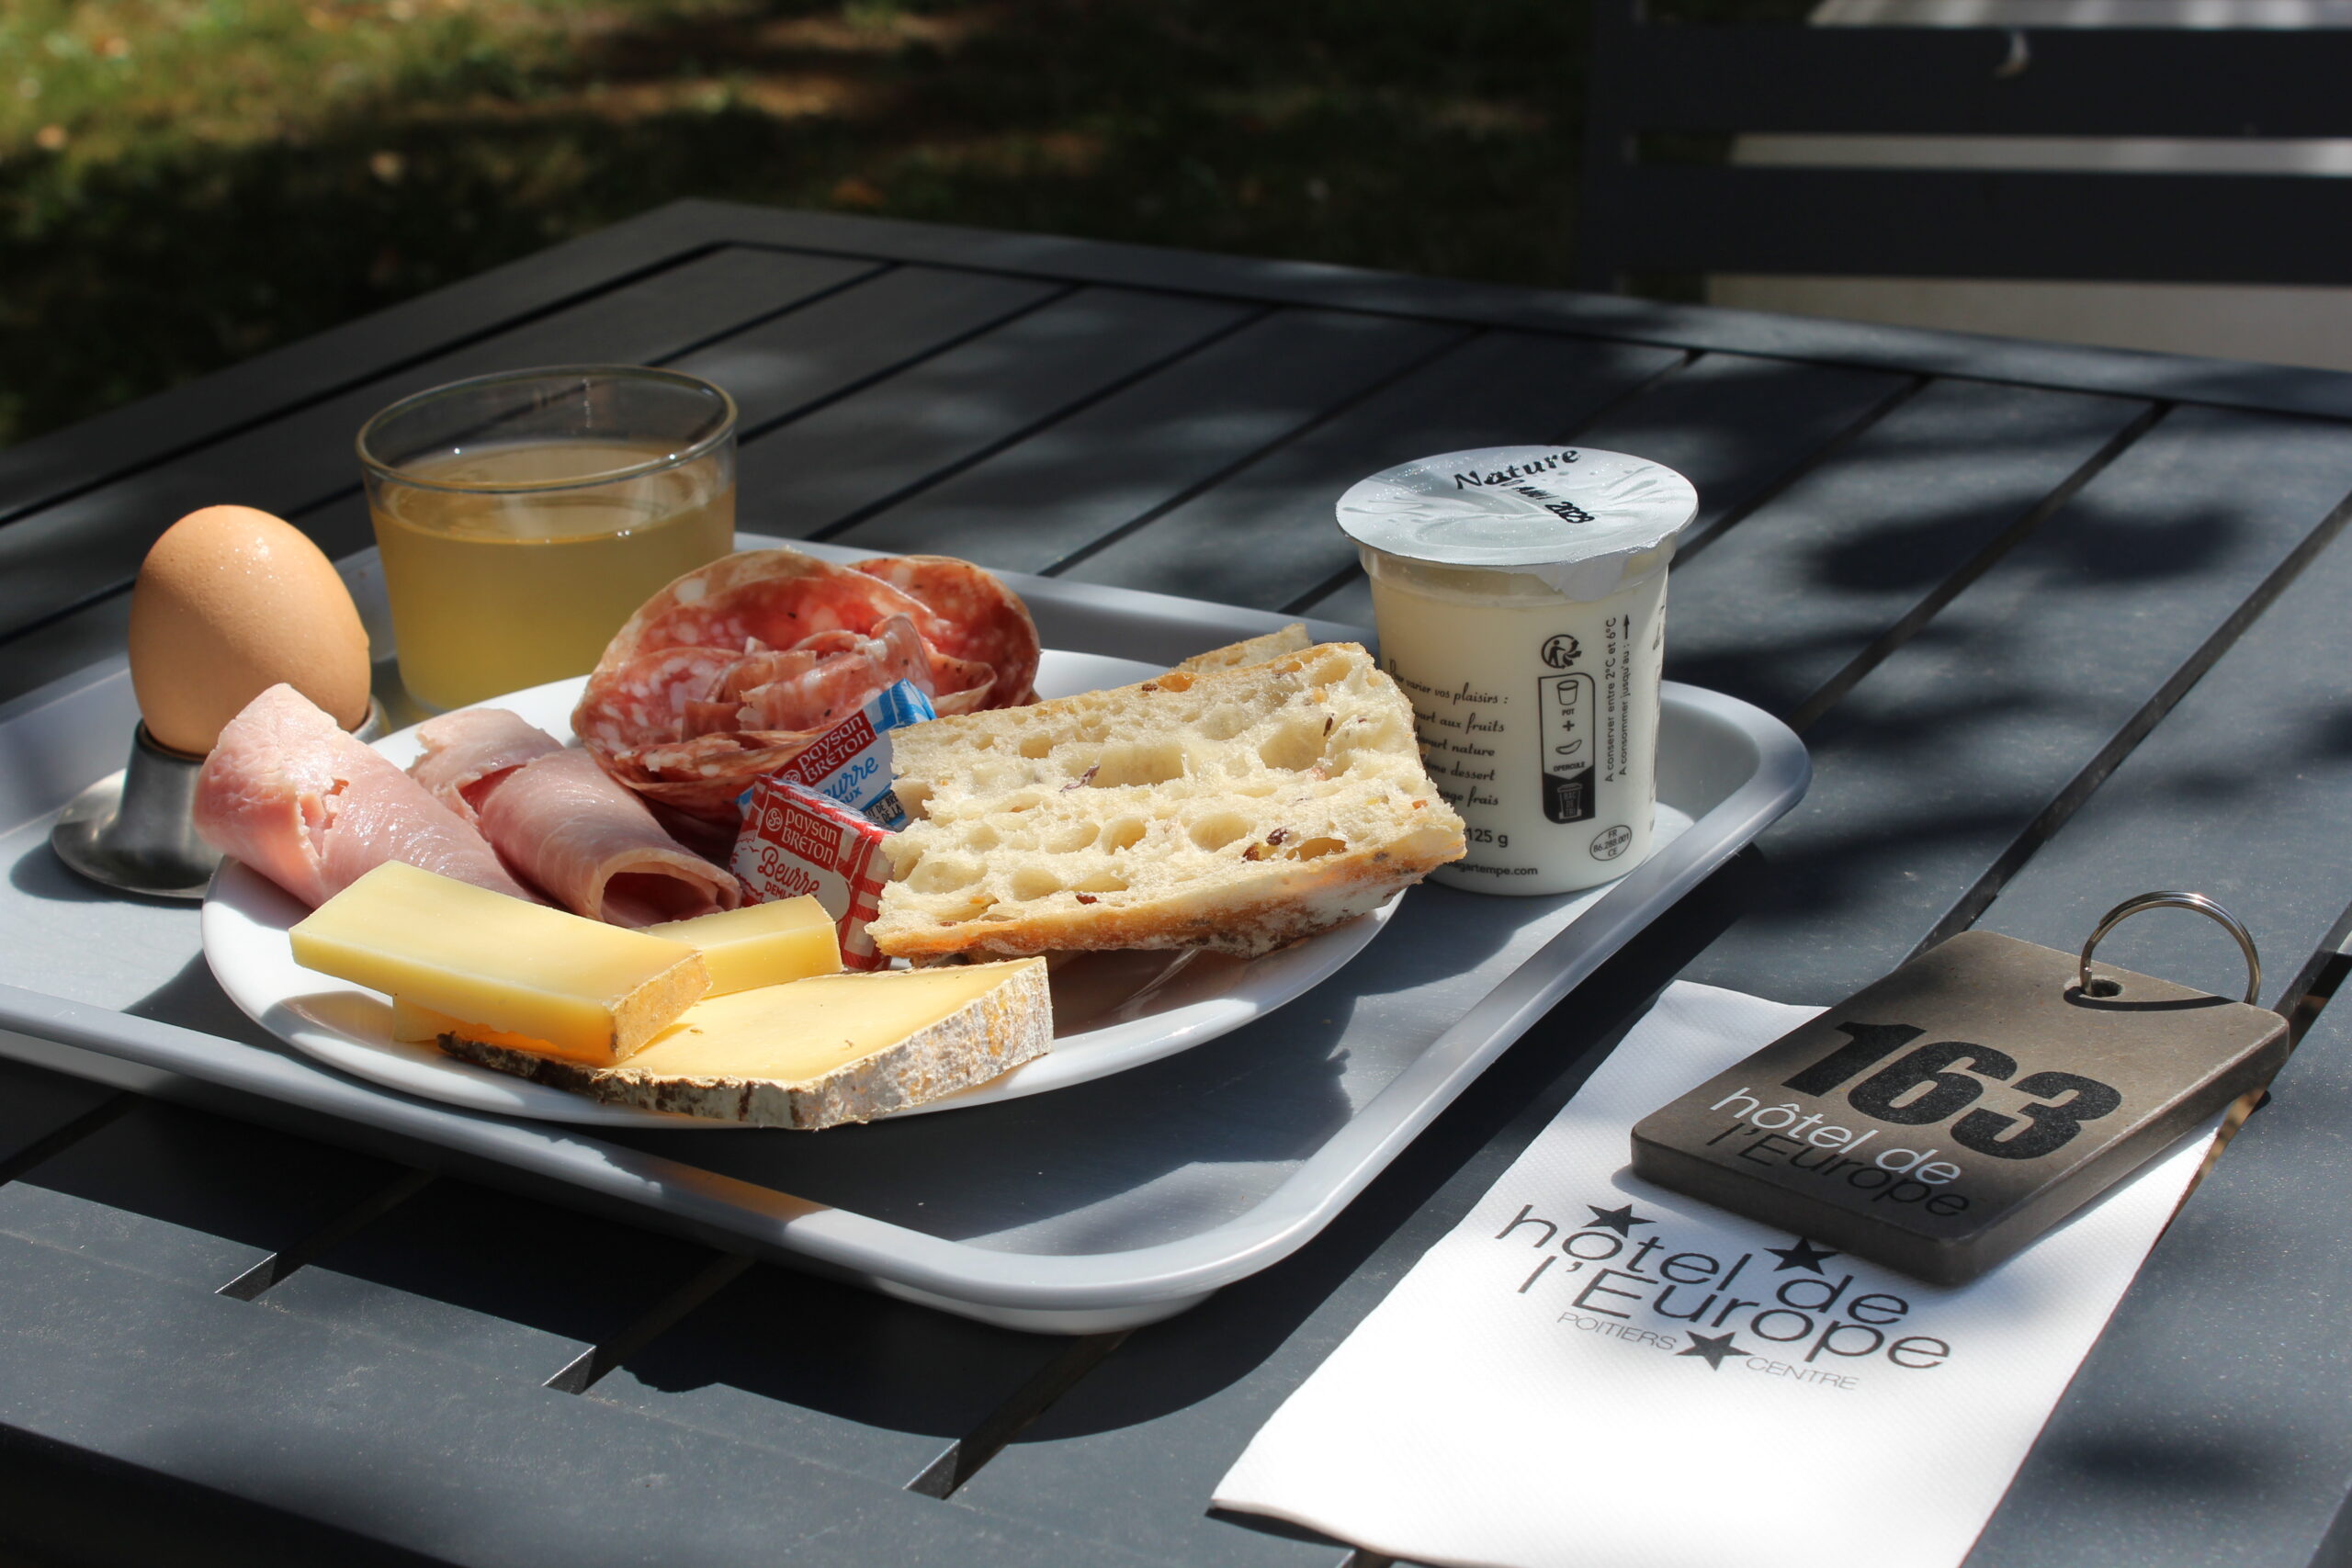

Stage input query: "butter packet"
[
  {"left": 737, "top": 679, "right": 935, "bottom": 829},
  {"left": 732, "top": 776, "right": 893, "bottom": 971}
]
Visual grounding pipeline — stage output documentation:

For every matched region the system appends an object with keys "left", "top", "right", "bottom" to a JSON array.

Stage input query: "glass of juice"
[{"left": 358, "top": 366, "right": 737, "bottom": 712}]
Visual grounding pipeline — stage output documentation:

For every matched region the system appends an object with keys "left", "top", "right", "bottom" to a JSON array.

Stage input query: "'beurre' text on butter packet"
[
  {"left": 732, "top": 776, "right": 892, "bottom": 971},
  {"left": 736, "top": 679, "right": 935, "bottom": 829}
]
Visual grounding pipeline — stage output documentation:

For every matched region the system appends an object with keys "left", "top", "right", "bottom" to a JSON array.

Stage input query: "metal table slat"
[
  {"left": 675, "top": 202, "right": 2352, "bottom": 421},
  {"left": 1690, "top": 404, "right": 2352, "bottom": 1004},
  {"left": 0, "top": 211, "right": 731, "bottom": 526},
  {"left": 1937, "top": 513, "right": 2352, "bottom": 1565},
  {"left": 0, "top": 1056, "right": 122, "bottom": 1167},
  {"left": 1057, "top": 332, "right": 1685, "bottom": 611},
  {"left": 593, "top": 1261, "right": 1078, "bottom": 1489},
  {"left": 1667, "top": 378, "right": 2152, "bottom": 724},
  {"left": 253, "top": 1177, "right": 725, "bottom": 1389},
  {"left": 669, "top": 261, "right": 1061, "bottom": 448},
  {"left": 740, "top": 287, "right": 1252, "bottom": 543},
  {"left": 0, "top": 1100, "right": 405, "bottom": 1292},
  {"left": 1973, "top": 516, "right": 2352, "bottom": 1008},
  {"left": 0, "top": 248, "right": 876, "bottom": 649},
  {"left": 1572, "top": 350, "right": 1913, "bottom": 553},
  {"left": 1967, "top": 998, "right": 2352, "bottom": 1568},
  {"left": 823, "top": 310, "right": 1467, "bottom": 571},
  {"left": 0, "top": 1231, "right": 1170, "bottom": 1568}
]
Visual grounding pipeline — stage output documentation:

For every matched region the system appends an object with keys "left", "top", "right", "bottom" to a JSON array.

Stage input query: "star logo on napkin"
[
  {"left": 1766, "top": 1237, "right": 1839, "bottom": 1274},
  {"left": 1583, "top": 1202, "right": 1653, "bottom": 1236},
  {"left": 1676, "top": 1331, "right": 1748, "bottom": 1370}
]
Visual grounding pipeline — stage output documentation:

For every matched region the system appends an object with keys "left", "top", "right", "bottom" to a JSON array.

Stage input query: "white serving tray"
[{"left": 0, "top": 539, "right": 1808, "bottom": 1332}]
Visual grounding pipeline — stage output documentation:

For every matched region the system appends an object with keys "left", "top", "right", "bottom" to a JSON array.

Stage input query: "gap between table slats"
[
  {"left": 1788, "top": 402, "right": 2171, "bottom": 733},
  {"left": 1914, "top": 482, "right": 2352, "bottom": 965},
  {"left": 798, "top": 305, "right": 1279, "bottom": 547},
  {"left": 0, "top": 234, "right": 739, "bottom": 532},
  {"left": 1042, "top": 326, "right": 1477, "bottom": 581},
  {"left": 0, "top": 250, "right": 898, "bottom": 656}
]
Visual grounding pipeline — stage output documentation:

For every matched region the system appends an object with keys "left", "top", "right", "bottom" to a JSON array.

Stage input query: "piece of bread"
[
  {"left": 1174, "top": 623, "right": 1313, "bottom": 673},
  {"left": 869, "top": 642, "right": 1466, "bottom": 961},
  {"left": 432, "top": 959, "right": 1051, "bottom": 1128}
]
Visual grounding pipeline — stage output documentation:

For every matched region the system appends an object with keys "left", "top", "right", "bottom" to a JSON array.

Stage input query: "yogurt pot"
[{"left": 1337, "top": 446, "right": 1697, "bottom": 896}]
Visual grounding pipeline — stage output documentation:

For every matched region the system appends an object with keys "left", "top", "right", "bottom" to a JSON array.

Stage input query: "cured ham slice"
[
  {"left": 409, "top": 707, "right": 561, "bottom": 825},
  {"left": 409, "top": 708, "right": 742, "bottom": 927},
  {"left": 572, "top": 548, "right": 1041, "bottom": 822},
  {"left": 477, "top": 750, "right": 743, "bottom": 928},
  {"left": 194, "top": 684, "right": 537, "bottom": 908}
]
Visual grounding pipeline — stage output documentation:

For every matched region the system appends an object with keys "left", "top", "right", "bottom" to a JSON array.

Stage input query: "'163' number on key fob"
[{"left": 1780, "top": 1022, "right": 2122, "bottom": 1162}]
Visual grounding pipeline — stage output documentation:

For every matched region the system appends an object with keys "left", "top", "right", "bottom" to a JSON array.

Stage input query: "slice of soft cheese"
[
  {"left": 435, "top": 959, "right": 1052, "bottom": 1128},
  {"left": 291, "top": 861, "right": 708, "bottom": 1065},
  {"left": 646, "top": 897, "right": 841, "bottom": 996}
]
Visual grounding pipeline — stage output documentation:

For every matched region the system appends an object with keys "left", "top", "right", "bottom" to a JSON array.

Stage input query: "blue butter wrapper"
[{"left": 737, "top": 678, "right": 935, "bottom": 829}]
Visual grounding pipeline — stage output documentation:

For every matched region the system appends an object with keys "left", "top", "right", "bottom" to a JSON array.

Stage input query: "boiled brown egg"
[{"left": 127, "top": 505, "right": 372, "bottom": 754}]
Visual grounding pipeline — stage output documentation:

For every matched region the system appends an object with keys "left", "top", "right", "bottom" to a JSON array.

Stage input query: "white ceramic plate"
[{"left": 201, "top": 651, "right": 1396, "bottom": 1128}]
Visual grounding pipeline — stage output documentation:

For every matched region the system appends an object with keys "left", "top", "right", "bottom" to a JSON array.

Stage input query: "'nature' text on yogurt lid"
[{"left": 1335, "top": 446, "right": 1697, "bottom": 601}]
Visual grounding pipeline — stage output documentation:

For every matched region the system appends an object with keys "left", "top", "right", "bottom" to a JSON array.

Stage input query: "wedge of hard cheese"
[
  {"left": 431, "top": 959, "right": 1051, "bottom": 1128},
  {"left": 290, "top": 861, "right": 708, "bottom": 1065},
  {"left": 647, "top": 897, "right": 841, "bottom": 995},
  {"left": 391, "top": 997, "right": 548, "bottom": 1052}
]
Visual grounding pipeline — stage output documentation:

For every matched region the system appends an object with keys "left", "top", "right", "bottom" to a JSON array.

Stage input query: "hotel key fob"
[{"left": 1631, "top": 894, "right": 2290, "bottom": 1286}]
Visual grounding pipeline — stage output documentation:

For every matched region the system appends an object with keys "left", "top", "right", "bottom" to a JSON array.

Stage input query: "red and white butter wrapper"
[
  {"left": 731, "top": 776, "right": 893, "bottom": 971},
  {"left": 733, "top": 679, "right": 933, "bottom": 830}
]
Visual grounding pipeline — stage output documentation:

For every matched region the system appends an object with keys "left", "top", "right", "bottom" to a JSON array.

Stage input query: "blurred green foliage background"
[{"left": 0, "top": 0, "right": 1586, "bottom": 449}]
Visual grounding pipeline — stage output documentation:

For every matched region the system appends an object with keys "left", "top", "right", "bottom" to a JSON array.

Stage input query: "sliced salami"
[
  {"left": 571, "top": 646, "right": 739, "bottom": 757},
  {"left": 618, "top": 550, "right": 933, "bottom": 657},
  {"left": 853, "top": 555, "right": 1041, "bottom": 706},
  {"left": 571, "top": 547, "right": 1038, "bottom": 821}
]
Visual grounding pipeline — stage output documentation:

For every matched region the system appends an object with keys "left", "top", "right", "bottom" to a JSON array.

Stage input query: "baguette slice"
[
  {"left": 431, "top": 959, "right": 1050, "bottom": 1128},
  {"left": 1174, "top": 623, "right": 1312, "bottom": 673},
  {"left": 870, "top": 642, "right": 1465, "bottom": 961}
]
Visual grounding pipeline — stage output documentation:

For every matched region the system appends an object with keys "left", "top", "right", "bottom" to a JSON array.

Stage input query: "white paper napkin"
[{"left": 1215, "top": 980, "right": 2215, "bottom": 1568}]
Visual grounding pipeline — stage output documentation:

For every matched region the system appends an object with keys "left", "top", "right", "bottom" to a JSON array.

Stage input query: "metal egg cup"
[{"left": 51, "top": 698, "right": 389, "bottom": 901}]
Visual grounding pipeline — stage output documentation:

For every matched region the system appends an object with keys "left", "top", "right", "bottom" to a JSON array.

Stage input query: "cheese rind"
[
  {"left": 435, "top": 959, "right": 1052, "bottom": 1127},
  {"left": 646, "top": 897, "right": 841, "bottom": 996},
  {"left": 291, "top": 861, "right": 708, "bottom": 1064}
]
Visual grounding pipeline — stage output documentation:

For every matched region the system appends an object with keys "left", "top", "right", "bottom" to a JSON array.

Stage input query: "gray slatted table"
[{"left": 2, "top": 200, "right": 2349, "bottom": 1567}]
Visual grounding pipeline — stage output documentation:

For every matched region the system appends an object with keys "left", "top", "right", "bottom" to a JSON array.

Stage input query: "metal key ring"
[{"left": 2077, "top": 891, "right": 2261, "bottom": 1005}]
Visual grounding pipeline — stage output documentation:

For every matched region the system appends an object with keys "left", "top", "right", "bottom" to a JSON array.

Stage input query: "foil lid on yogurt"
[{"left": 1336, "top": 446, "right": 1697, "bottom": 600}]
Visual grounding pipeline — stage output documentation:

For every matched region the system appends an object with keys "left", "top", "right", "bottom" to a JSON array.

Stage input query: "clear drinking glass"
[{"left": 358, "top": 366, "right": 737, "bottom": 712}]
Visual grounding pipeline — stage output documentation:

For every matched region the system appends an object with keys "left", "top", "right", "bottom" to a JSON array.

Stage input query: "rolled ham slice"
[
  {"left": 409, "top": 706, "right": 561, "bottom": 826},
  {"left": 194, "top": 684, "right": 537, "bottom": 908},
  {"left": 411, "top": 706, "right": 741, "bottom": 927},
  {"left": 474, "top": 749, "right": 743, "bottom": 927}
]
